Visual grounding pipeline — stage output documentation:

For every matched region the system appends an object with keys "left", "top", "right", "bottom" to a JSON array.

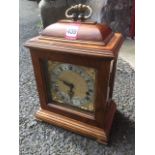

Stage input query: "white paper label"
[{"left": 65, "top": 24, "right": 80, "bottom": 40}]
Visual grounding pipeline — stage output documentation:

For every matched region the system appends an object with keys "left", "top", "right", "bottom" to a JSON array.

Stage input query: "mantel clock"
[{"left": 25, "top": 4, "right": 123, "bottom": 144}]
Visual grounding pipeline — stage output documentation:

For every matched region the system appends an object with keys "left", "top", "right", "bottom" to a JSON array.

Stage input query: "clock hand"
[
  {"left": 68, "top": 87, "right": 74, "bottom": 99},
  {"left": 59, "top": 78, "right": 74, "bottom": 89},
  {"left": 59, "top": 78, "right": 75, "bottom": 99}
]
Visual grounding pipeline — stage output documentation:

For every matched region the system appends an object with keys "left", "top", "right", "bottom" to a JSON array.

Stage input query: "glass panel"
[{"left": 47, "top": 61, "right": 97, "bottom": 112}]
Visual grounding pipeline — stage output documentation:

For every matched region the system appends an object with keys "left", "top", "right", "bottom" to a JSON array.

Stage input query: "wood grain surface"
[{"left": 25, "top": 19, "right": 123, "bottom": 144}]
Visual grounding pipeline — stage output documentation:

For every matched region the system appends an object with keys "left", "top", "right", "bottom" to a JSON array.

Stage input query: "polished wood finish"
[
  {"left": 41, "top": 20, "right": 113, "bottom": 45},
  {"left": 35, "top": 100, "right": 116, "bottom": 144},
  {"left": 26, "top": 33, "right": 122, "bottom": 58},
  {"left": 25, "top": 19, "right": 123, "bottom": 144}
]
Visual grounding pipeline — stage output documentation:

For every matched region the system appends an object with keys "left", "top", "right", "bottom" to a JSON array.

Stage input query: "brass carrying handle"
[{"left": 65, "top": 4, "right": 92, "bottom": 21}]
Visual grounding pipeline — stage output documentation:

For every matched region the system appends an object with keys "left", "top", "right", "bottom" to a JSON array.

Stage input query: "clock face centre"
[
  {"left": 48, "top": 61, "right": 96, "bottom": 112},
  {"left": 57, "top": 71, "right": 88, "bottom": 99}
]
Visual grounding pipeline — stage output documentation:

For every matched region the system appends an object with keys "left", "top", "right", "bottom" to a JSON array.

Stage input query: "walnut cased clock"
[{"left": 25, "top": 4, "right": 123, "bottom": 144}]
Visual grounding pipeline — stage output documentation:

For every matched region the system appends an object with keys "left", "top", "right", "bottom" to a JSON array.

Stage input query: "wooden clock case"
[{"left": 25, "top": 19, "right": 123, "bottom": 144}]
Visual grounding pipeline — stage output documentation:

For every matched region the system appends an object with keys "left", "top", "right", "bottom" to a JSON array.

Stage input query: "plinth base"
[{"left": 35, "top": 101, "right": 116, "bottom": 144}]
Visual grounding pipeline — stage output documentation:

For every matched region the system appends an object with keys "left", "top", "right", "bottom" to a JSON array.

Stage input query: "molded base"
[{"left": 35, "top": 101, "right": 116, "bottom": 144}]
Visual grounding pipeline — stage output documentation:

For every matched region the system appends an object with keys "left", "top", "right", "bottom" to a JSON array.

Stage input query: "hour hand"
[{"left": 59, "top": 79, "right": 74, "bottom": 89}]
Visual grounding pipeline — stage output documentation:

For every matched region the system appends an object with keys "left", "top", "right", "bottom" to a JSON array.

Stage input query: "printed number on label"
[
  {"left": 65, "top": 25, "right": 79, "bottom": 39},
  {"left": 67, "top": 28, "right": 77, "bottom": 35}
]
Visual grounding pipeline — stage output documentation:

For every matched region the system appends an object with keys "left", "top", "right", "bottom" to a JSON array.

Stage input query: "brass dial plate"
[{"left": 48, "top": 61, "right": 97, "bottom": 112}]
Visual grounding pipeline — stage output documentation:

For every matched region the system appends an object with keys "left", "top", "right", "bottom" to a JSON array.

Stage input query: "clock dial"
[{"left": 48, "top": 61, "right": 96, "bottom": 112}]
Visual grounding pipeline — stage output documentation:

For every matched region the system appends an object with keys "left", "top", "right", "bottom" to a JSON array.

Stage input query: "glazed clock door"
[
  {"left": 30, "top": 49, "right": 111, "bottom": 127},
  {"left": 47, "top": 61, "right": 97, "bottom": 113}
]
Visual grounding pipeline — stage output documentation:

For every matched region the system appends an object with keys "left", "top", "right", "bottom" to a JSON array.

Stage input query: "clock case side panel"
[
  {"left": 108, "top": 42, "right": 122, "bottom": 101},
  {"left": 95, "top": 60, "right": 112, "bottom": 127},
  {"left": 29, "top": 48, "right": 113, "bottom": 128}
]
